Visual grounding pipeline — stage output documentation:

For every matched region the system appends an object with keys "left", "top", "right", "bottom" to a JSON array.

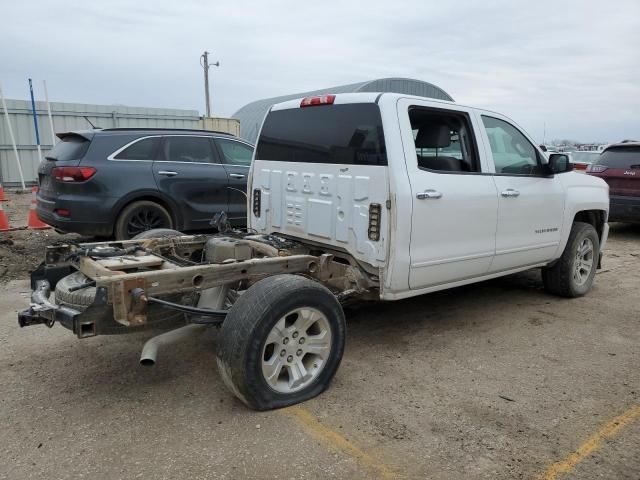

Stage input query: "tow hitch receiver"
[
  {"left": 17, "top": 279, "right": 97, "bottom": 338},
  {"left": 18, "top": 279, "right": 77, "bottom": 329}
]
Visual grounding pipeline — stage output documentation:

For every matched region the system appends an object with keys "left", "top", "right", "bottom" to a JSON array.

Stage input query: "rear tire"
[
  {"left": 542, "top": 221, "right": 599, "bottom": 297},
  {"left": 216, "top": 275, "right": 346, "bottom": 410},
  {"left": 114, "top": 200, "right": 173, "bottom": 240}
]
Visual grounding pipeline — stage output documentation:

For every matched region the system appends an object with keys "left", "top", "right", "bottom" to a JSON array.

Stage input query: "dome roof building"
[{"left": 232, "top": 77, "right": 453, "bottom": 144}]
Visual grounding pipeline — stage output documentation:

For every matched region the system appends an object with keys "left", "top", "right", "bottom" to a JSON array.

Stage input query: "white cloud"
[{"left": 1, "top": 0, "right": 638, "bottom": 142}]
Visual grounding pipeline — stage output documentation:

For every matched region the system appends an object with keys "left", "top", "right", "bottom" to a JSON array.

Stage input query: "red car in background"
[{"left": 586, "top": 142, "right": 640, "bottom": 223}]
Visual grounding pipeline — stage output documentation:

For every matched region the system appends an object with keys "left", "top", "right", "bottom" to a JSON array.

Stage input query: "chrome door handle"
[
  {"left": 501, "top": 188, "right": 520, "bottom": 198},
  {"left": 157, "top": 170, "right": 178, "bottom": 177},
  {"left": 229, "top": 173, "right": 246, "bottom": 179},
  {"left": 416, "top": 189, "right": 443, "bottom": 200}
]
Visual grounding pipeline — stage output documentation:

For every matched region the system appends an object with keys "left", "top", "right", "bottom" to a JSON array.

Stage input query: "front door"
[
  {"left": 153, "top": 135, "right": 229, "bottom": 231},
  {"left": 477, "top": 114, "right": 565, "bottom": 272},
  {"left": 398, "top": 99, "right": 499, "bottom": 289}
]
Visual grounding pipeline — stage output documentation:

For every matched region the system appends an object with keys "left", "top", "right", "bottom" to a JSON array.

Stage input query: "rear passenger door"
[
  {"left": 153, "top": 135, "right": 228, "bottom": 231},
  {"left": 213, "top": 138, "right": 254, "bottom": 223},
  {"left": 398, "top": 98, "right": 499, "bottom": 289}
]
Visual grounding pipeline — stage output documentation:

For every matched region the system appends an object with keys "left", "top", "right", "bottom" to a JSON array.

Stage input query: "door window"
[
  {"left": 409, "top": 108, "right": 480, "bottom": 173},
  {"left": 481, "top": 116, "right": 542, "bottom": 175},
  {"left": 113, "top": 137, "right": 160, "bottom": 160},
  {"left": 217, "top": 139, "right": 254, "bottom": 166},
  {"left": 162, "top": 136, "right": 216, "bottom": 163}
]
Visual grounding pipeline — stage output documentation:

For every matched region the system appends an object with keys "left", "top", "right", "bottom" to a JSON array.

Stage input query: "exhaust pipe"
[
  {"left": 140, "top": 324, "right": 207, "bottom": 366},
  {"left": 140, "top": 285, "right": 229, "bottom": 366}
]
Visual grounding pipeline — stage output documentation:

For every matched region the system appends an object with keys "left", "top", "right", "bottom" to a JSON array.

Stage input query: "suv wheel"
[
  {"left": 542, "top": 221, "right": 599, "bottom": 297},
  {"left": 115, "top": 200, "right": 173, "bottom": 240}
]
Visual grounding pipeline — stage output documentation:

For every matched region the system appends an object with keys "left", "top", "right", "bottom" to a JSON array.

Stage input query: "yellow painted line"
[
  {"left": 283, "top": 405, "right": 397, "bottom": 479},
  {"left": 540, "top": 404, "right": 640, "bottom": 480}
]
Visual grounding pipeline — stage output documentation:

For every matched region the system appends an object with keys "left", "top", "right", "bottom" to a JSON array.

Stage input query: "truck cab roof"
[{"left": 270, "top": 91, "right": 458, "bottom": 112}]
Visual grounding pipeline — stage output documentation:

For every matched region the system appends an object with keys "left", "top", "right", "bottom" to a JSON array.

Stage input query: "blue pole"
[{"left": 28, "top": 78, "right": 41, "bottom": 147}]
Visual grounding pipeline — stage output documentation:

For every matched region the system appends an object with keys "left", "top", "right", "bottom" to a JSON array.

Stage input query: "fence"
[{"left": 0, "top": 99, "right": 239, "bottom": 186}]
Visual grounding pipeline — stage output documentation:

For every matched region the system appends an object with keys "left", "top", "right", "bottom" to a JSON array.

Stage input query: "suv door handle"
[
  {"left": 229, "top": 173, "right": 246, "bottom": 179},
  {"left": 416, "top": 189, "right": 443, "bottom": 200},
  {"left": 157, "top": 170, "right": 178, "bottom": 177},
  {"left": 501, "top": 188, "right": 520, "bottom": 198}
]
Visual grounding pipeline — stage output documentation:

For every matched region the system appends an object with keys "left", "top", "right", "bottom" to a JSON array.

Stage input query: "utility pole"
[{"left": 200, "top": 51, "right": 219, "bottom": 117}]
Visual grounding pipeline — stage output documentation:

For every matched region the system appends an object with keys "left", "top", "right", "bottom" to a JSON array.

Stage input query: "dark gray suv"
[{"left": 36, "top": 128, "right": 253, "bottom": 239}]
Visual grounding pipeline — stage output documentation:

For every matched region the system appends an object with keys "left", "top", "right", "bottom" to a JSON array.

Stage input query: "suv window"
[
  {"left": 47, "top": 135, "right": 90, "bottom": 161},
  {"left": 409, "top": 108, "right": 479, "bottom": 173},
  {"left": 256, "top": 103, "right": 387, "bottom": 165},
  {"left": 217, "top": 139, "right": 253, "bottom": 166},
  {"left": 597, "top": 147, "right": 640, "bottom": 168},
  {"left": 162, "top": 136, "right": 216, "bottom": 163},
  {"left": 482, "top": 116, "right": 542, "bottom": 175},
  {"left": 113, "top": 137, "right": 160, "bottom": 160}
]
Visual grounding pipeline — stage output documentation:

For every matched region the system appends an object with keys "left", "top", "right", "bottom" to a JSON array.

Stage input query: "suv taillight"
[
  {"left": 52, "top": 167, "right": 96, "bottom": 182},
  {"left": 586, "top": 165, "right": 607, "bottom": 173},
  {"left": 300, "top": 95, "right": 336, "bottom": 107}
]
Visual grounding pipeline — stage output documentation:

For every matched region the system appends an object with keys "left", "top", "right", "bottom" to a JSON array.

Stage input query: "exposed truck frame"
[{"left": 19, "top": 233, "right": 376, "bottom": 336}]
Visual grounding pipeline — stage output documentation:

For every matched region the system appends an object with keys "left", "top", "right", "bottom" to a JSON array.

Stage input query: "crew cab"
[{"left": 19, "top": 92, "right": 610, "bottom": 411}]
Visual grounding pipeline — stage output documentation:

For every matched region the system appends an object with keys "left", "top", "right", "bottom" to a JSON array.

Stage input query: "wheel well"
[
  {"left": 114, "top": 195, "right": 178, "bottom": 230},
  {"left": 574, "top": 210, "right": 606, "bottom": 241}
]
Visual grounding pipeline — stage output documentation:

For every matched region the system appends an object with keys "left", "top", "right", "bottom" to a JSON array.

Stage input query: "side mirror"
[
  {"left": 539, "top": 144, "right": 548, "bottom": 152},
  {"left": 548, "top": 153, "right": 573, "bottom": 174}
]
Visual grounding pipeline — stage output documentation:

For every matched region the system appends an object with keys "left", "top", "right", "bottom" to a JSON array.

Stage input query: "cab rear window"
[
  {"left": 256, "top": 103, "right": 387, "bottom": 165},
  {"left": 46, "top": 135, "right": 90, "bottom": 161},
  {"left": 597, "top": 147, "right": 640, "bottom": 168}
]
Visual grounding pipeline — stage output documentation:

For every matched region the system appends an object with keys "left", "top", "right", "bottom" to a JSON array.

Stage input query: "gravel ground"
[
  {"left": 0, "top": 191, "right": 84, "bottom": 284},
  {"left": 0, "top": 190, "right": 638, "bottom": 479}
]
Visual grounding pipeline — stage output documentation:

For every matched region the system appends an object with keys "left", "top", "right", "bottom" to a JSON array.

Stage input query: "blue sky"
[{"left": 1, "top": 0, "right": 638, "bottom": 143}]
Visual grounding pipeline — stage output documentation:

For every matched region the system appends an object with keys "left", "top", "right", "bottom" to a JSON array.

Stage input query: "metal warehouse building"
[
  {"left": 232, "top": 77, "right": 454, "bottom": 144},
  {"left": 0, "top": 100, "right": 239, "bottom": 185}
]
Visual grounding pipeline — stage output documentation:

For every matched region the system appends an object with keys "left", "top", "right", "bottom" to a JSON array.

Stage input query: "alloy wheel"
[
  {"left": 573, "top": 237, "right": 594, "bottom": 286},
  {"left": 261, "top": 307, "right": 333, "bottom": 394}
]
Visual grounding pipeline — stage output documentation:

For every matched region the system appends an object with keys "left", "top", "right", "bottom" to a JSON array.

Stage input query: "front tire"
[
  {"left": 216, "top": 275, "right": 346, "bottom": 410},
  {"left": 542, "top": 221, "right": 599, "bottom": 297}
]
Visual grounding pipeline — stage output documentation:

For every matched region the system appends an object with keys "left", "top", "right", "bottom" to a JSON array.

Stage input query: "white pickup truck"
[{"left": 19, "top": 92, "right": 609, "bottom": 410}]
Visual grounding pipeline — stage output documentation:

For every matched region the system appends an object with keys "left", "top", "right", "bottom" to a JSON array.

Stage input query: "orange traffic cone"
[
  {"left": 27, "top": 186, "right": 50, "bottom": 230},
  {"left": 0, "top": 202, "right": 12, "bottom": 231},
  {"left": 0, "top": 183, "right": 7, "bottom": 201}
]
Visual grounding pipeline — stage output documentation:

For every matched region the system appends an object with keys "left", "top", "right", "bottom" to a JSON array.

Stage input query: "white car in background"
[{"left": 568, "top": 151, "right": 601, "bottom": 171}]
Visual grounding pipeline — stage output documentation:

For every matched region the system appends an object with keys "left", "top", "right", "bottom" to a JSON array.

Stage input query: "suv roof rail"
[{"left": 99, "top": 127, "right": 233, "bottom": 136}]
